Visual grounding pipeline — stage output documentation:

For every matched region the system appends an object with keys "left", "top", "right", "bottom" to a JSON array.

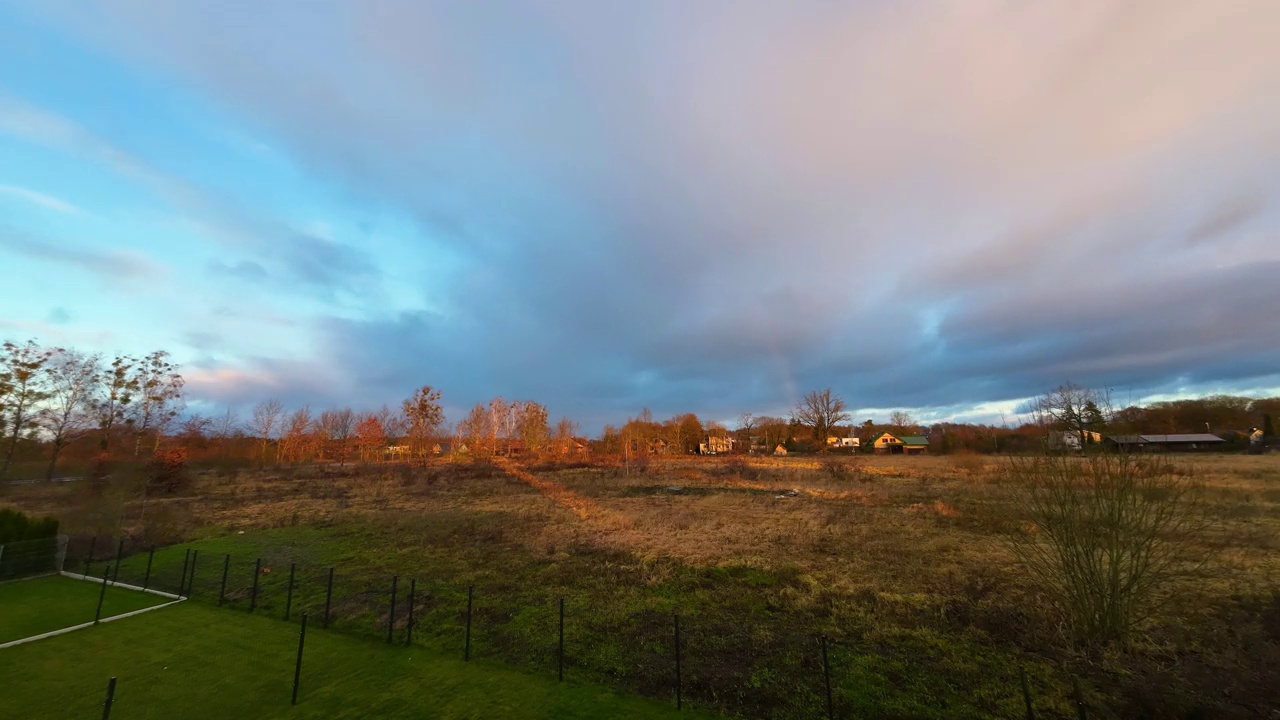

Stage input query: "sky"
[{"left": 2, "top": 1, "right": 1279, "bottom": 432}]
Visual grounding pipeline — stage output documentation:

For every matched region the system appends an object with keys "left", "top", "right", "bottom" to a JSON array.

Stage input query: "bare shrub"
[
  {"left": 1005, "top": 452, "right": 1209, "bottom": 646},
  {"left": 149, "top": 448, "right": 190, "bottom": 494}
]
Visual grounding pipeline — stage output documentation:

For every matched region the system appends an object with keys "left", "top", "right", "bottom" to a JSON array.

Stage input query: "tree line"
[
  {"left": 0, "top": 340, "right": 183, "bottom": 481},
  {"left": 6, "top": 337, "right": 1277, "bottom": 480}
]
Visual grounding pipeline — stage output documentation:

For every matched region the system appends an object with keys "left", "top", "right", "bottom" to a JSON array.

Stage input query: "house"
[
  {"left": 773, "top": 444, "right": 788, "bottom": 456},
  {"left": 826, "top": 436, "right": 860, "bottom": 449},
  {"left": 1104, "top": 434, "right": 1226, "bottom": 452},
  {"left": 557, "top": 437, "right": 589, "bottom": 455},
  {"left": 870, "top": 432, "right": 929, "bottom": 455},
  {"left": 698, "top": 435, "right": 735, "bottom": 455},
  {"left": 1047, "top": 430, "right": 1104, "bottom": 451}
]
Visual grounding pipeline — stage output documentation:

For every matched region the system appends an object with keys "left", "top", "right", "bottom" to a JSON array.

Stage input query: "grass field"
[
  {"left": 0, "top": 575, "right": 170, "bottom": 644},
  {"left": 0, "top": 599, "right": 711, "bottom": 719},
  {"left": 4, "top": 453, "right": 1279, "bottom": 718}
]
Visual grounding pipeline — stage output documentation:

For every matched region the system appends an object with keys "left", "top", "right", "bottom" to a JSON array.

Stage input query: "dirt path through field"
[{"left": 495, "top": 459, "right": 632, "bottom": 528}]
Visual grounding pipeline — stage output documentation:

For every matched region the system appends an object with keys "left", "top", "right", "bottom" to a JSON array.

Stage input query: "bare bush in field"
[{"left": 1005, "top": 452, "right": 1209, "bottom": 645}]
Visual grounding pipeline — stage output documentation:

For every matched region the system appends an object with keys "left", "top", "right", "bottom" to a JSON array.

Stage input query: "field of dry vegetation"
[{"left": 6, "top": 453, "right": 1279, "bottom": 719}]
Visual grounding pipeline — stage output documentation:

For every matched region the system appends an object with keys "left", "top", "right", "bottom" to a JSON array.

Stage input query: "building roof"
[
  {"left": 1110, "top": 433, "right": 1225, "bottom": 444},
  {"left": 871, "top": 432, "right": 929, "bottom": 446}
]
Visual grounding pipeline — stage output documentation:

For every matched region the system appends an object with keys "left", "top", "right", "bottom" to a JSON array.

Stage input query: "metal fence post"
[
  {"left": 387, "top": 575, "right": 398, "bottom": 644},
  {"left": 291, "top": 613, "right": 308, "bottom": 705},
  {"left": 821, "top": 636, "right": 834, "bottom": 720},
  {"left": 1072, "top": 678, "right": 1088, "bottom": 720},
  {"left": 323, "top": 567, "right": 334, "bottom": 629},
  {"left": 101, "top": 676, "right": 117, "bottom": 720},
  {"left": 674, "top": 612, "right": 682, "bottom": 710},
  {"left": 219, "top": 554, "right": 230, "bottom": 606},
  {"left": 1021, "top": 668, "right": 1035, "bottom": 720},
  {"left": 405, "top": 579, "right": 416, "bottom": 647},
  {"left": 249, "top": 558, "right": 261, "bottom": 612},
  {"left": 95, "top": 568, "right": 110, "bottom": 624},
  {"left": 285, "top": 563, "right": 296, "bottom": 621},
  {"left": 464, "top": 585, "right": 473, "bottom": 661},
  {"left": 179, "top": 549, "right": 191, "bottom": 595},
  {"left": 111, "top": 539, "right": 124, "bottom": 582},
  {"left": 185, "top": 550, "right": 199, "bottom": 598},
  {"left": 142, "top": 547, "right": 155, "bottom": 591},
  {"left": 558, "top": 598, "right": 565, "bottom": 682}
]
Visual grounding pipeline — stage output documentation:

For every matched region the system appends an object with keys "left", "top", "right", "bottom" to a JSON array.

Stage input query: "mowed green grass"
[
  {"left": 0, "top": 601, "right": 713, "bottom": 719},
  {"left": 0, "top": 575, "right": 170, "bottom": 644}
]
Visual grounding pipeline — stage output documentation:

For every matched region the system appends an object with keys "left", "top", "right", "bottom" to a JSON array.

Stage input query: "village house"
[
  {"left": 699, "top": 435, "right": 735, "bottom": 455},
  {"left": 1046, "top": 430, "right": 1104, "bottom": 451},
  {"left": 826, "top": 436, "right": 860, "bottom": 449},
  {"left": 869, "top": 431, "right": 929, "bottom": 455}
]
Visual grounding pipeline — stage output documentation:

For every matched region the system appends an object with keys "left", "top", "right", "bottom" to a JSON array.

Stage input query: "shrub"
[
  {"left": 149, "top": 447, "right": 190, "bottom": 494},
  {"left": 0, "top": 508, "right": 59, "bottom": 543},
  {"left": 1005, "top": 451, "right": 1208, "bottom": 646}
]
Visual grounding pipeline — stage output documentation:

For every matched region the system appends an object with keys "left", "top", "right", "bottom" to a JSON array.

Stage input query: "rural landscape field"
[
  {"left": 5, "top": 2, "right": 1280, "bottom": 719},
  {"left": 4, "top": 451, "right": 1277, "bottom": 718}
]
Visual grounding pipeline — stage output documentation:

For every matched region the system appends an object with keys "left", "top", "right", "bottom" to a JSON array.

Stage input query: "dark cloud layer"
[{"left": 26, "top": 1, "right": 1280, "bottom": 424}]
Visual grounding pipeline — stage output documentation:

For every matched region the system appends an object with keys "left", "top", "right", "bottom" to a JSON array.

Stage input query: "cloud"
[
  {"left": 0, "top": 225, "right": 163, "bottom": 281},
  {"left": 13, "top": 1, "right": 1280, "bottom": 426},
  {"left": 0, "top": 184, "right": 81, "bottom": 214}
]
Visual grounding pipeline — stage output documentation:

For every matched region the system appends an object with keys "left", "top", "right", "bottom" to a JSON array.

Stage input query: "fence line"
[{"left": 56, "top": 535, "right": 1092, "bottom": 719}]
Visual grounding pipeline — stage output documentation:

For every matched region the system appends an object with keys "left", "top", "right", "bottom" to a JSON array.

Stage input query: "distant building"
[
  {"left": 1047, "top": 430, "right": 1104, "bottom": 451},
  {"left": 1104, "top": 434, "right": 1226, "bottom": 452},
  {"left": 699, "top": 435, "right": 735, "bottom": 455},
  {"left": 870, "top": 432, "right": 929, "bottom": 455},
  {"left": 826, "top": 436, "right": 860, "bottom": 448},
  {"left": 773, "top": 444, "right": 788, "bottom": 456}
]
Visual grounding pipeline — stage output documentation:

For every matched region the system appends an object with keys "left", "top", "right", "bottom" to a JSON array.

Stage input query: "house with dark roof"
[
  {"left": 870, "top": 432, "right": 929, "bottom": 455},
  {"left": 1104, "top": 433, "right": 1227, "bottom": 452}
]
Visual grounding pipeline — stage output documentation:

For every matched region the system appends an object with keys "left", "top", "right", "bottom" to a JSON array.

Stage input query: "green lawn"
[
  {"left": 0, "top": 575, "right": 171, "bottom": 644},
  {"left": 0, "top": 601, "right": 713, "bottom": 719}
]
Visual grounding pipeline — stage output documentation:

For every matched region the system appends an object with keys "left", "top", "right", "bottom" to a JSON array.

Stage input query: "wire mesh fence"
[{"left": 60, "top": 534, "right": 1097, "bottom": 719}]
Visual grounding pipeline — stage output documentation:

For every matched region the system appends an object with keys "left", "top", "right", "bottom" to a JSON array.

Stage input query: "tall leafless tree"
[
  {"left": 39, "top": 348, "right": 100, "bottom": 479},
  {"left": 249, "top": 398, "right": 284, "bottom": 466},
  {"left": 792, "top": 388, "right": 850, "bottom": 453}
]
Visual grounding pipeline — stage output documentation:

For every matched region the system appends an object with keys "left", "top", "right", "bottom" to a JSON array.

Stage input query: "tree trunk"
[{"left": 45, "top": 440, "right": 65, "bottom": 481}]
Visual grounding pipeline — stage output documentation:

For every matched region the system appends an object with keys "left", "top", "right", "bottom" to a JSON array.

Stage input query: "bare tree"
[
  {"left": 458, "top": 402, "right": 491, "bottom": 455},
  {"left": 249, "top": 398, "right": 284, "bottom": 466},
  {"left": 553, "top": 416, "right": 580, "bottom": 453},
  {"left": 129, "top": 350, "right": 184, "bottom": 458},
  {"left": 317, "top": 408, "right": 356, "bottom": 464},
  {"left": 1034, "top": 383, "right": 1110, "bottom": 451},
  {"left": 888, "top": 410, "right": 915, "bottom": 433},
  {"left": 0, "top": 340, "right": 53, "bottom": 480},
  {"left": 39, "top": 348, "right": 101, "bottom": 479},
  {"left": 792, "top": 388, "right": 850, "bottom": 453},
  {"left": 91, "top": 355, "right": 137, "bottom": 454},
  {"left": 374, "top": 404, "right": 408, "bottom": 448},
  {"left": 514, "top": 400, "right": 549, "bottom": 454},
  {"left": 488, "top": 397, "right": 509, "bottom": 455},
  {"left": 280, "top": 406, "right": 314, "bottom": 463}
]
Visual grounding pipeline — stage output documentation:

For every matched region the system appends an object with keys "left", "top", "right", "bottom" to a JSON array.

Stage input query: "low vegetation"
[{"left": 6, "top": 453, "right": 1277, "bottom": 718}]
